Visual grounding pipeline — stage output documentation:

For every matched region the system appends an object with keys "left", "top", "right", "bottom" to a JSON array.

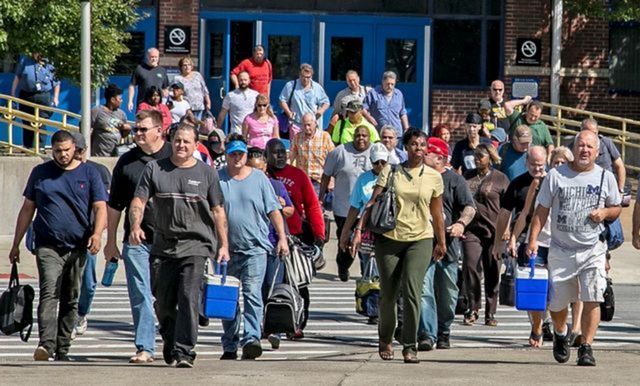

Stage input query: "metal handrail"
[
  {"left": 0, "top": 94, "right": 81, "bottom": 156},
  {"left": 539, "top": 102, "right": 640, "bottom": 172}
]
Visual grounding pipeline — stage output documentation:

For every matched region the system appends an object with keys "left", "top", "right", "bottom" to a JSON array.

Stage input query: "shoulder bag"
[
  {"left": 0, "top": 263, "right": 35, "bottom": 342},
  {"left": 367, "top": 165, "right": 398, "bottom": 234},
  {"left": 596, "top": 170, "right": 624, "bottom": 250}
]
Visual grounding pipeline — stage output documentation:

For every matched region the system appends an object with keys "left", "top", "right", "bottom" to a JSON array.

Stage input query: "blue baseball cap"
[{"left": 225, "top": 140, "right": 248, "bottom": 155}]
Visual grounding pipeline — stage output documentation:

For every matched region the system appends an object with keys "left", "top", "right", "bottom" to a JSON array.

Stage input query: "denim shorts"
[{"left": 517, "top": 243, "right": 549, "bottom": 267}]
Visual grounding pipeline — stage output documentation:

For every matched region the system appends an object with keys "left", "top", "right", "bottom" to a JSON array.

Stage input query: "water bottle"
[{"left": 101, "top": 257, "right": 119, "bottom": 287}]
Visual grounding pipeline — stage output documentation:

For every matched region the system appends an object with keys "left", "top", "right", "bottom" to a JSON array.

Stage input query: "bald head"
[
  {"left": 574, "top": 130, "right": 600, "bottom": 151},
  {"left": 572, "top": 130, "right": 600, "bottom": 170},
  {"left": 526, "top": 145, "right": 547, "bottom": 177}
]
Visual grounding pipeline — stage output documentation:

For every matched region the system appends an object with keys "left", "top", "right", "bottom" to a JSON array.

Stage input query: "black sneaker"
[
  {"left": 338, "top": 266, "right": 349, "bottom": 282},
  {"left": 220, "top": 351, "right": 238, "bottom": 360},
  {"left": 54, "top": 352, "right": 70, "bottom": 362},
  {"left": 417, "top": 337, "right": 434, "bottom": 352},
  {"left": 542, "top": 321, "right": 554, "bottom": 342},
  {"left": 436, "top": 334, "right": 450, "bottom": 349},
  {"left": 163, "top": 344, "right": 176, "bottom": 365},
  {"left": 241, "top": 341, "right": 263, "bottom": 360},
  {"left": 553, "top": 332, "right": 571, "bottom": 363},
  {"left": 577, "top": 343, "right": 596, "bottom": 366},
  {"left": 198, "top": 314, "right": 210, "bottom": 327},
  {"left": 176, "top": 358, "right": 194, "bottom": 368}
]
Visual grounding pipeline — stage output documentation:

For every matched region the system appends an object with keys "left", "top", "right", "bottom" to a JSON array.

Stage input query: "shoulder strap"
[
  {"left": 288, "top": 79, "right": 296, "bottom": 105},
  {"left": 596, "top": 168, "right": 605, "bottom": 208},
  {"left": 386, "top": 165, "right": 398, "bottom": 190},
  {"left": 337, "top": 117, "right": 348, "bottom": 144}
]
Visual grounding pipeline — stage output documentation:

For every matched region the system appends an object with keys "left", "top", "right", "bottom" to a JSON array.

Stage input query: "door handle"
[{"left": 219, "top": 80, "right": 226, "bottom": 100}]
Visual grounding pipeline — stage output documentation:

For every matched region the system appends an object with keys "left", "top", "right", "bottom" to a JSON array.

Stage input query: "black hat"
[
  {"left": 465, "top": 113, "right": 483, "bottom": 125},
  {"left": 170, "top": 81, "right": 184, "bottom": 90}
]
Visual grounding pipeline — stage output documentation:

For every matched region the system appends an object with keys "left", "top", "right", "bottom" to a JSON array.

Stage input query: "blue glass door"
[
  {"left": 375, "top": 23, "right": 428, "bottom": 130},
  {"left": 203, "top": 19, "right": 230, "bottom": 130}
]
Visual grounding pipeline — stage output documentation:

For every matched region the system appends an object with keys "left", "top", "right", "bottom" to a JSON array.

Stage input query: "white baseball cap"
[{"left": 370, "top": 143, "right": 390, "bottom": 163}]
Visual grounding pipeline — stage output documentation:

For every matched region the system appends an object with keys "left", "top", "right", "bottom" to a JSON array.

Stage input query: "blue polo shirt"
[
  {"left": 24, "top": 161, "right": 108, "bottom": 251},
  {"left": 15, "top": 55, "right": 60, "bottom": 93},
  {"left": 363, "top": 86, "right": 408, "bottom": 136}
]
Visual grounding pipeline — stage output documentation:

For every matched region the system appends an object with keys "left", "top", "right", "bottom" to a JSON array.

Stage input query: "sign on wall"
[
  {"left": 512, "top": 77, "right": 539, "bottom": 99},
  {"left": 164, "top": 26, "right": 191, "bottom": 54},
  {"left": 515, "top": 38, "right": 541, "bottom": 66}
]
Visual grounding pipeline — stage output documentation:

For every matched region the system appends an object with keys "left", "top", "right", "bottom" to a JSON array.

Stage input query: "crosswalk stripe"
[{"left": 2, "top": 278, "right": 639, "bottom": 361}]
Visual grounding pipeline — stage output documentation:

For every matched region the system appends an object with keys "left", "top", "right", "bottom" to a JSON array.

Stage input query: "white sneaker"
[{"left": 72, "top": 315, "right": 88, "bottom": 340}]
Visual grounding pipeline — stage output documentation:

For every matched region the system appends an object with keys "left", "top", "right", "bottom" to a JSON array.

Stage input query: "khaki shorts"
[{"left": 547, "top": 241, "right": 607, "bottom": 312}]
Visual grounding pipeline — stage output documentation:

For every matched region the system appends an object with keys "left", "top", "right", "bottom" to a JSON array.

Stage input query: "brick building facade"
[{"left": 152, "top": 0, "right": 639, "bottom": 136}]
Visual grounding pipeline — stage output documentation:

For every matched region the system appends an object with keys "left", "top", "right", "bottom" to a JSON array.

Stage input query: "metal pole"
[
  {"left": 81, "top": 1, "right": 91, "bottom": 155},
  {"left": 550, "top": 0, "right": 562, "bottom": 115}
]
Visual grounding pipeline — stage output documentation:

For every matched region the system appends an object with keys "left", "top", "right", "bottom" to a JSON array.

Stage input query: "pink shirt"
[{"left": 244, "top": 113, "right": 277, "bottom": 149}]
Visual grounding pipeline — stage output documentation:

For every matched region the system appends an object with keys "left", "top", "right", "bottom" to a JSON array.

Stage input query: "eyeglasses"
[
  {"left": 381, "top": 136, "right": 395, "bottom": 140},
  {"left": 248, "top": 152, "right": 264, "bottom": 159},
  {"left": 132, "top": 126, "right": 159, "bottom": 134},
  {"left": 373, "top": 160, "right": 387, "bottom": 166}
]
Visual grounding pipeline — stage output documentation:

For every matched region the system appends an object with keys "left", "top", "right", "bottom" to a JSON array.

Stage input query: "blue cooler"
[
  {"left": 515, "top": 256, "right": 548, "bottom": 312},
  {"left": 201, "top": 262, "right": 240, "bottom": 320}
]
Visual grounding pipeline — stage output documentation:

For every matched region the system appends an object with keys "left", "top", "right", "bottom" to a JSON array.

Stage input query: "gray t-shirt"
[
  {"left": 134, "top": 158, "right": 224, "bottom": 258},
  {"left": 218, "top": 168, "right": 281, "bottom": 256},
  {"left": 221, "top": 88, "right": 259, "bottom": 134},
  {"left": 332, "top": 85, "right": 370, "bottom": 117},
  {"left": 90, "top": 106, "right": 127, "bottom": 156},
  {"left": 323, "top": 142, "right": 372, "bottom": 217},
  {"left": 537, "top": 163, "right": 621, "bottom": 250}
]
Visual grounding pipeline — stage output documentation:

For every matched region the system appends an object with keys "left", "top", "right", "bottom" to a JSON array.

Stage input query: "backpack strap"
[{"left": 288, "top": 79, "right": 296, "bottom": 106}]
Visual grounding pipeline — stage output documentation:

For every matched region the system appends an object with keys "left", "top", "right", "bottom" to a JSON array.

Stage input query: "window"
[
  {"left": 431, "top": 0, "right": 503, "bottom": 88},
  {"left": 268, "top": 35, "right": 300, "bottom": 79},
  {"left": 385, "top": 39, "right": 417, "bottom": 83},
  {"left": 330, "top": 37, "right": 363, "bottom": 81},
  {"left": 230, "top": 21, "right": 254, "bottom": 69},
  {"left": 610, "top": 24, "right": 640, "bottom": 92},
  {"left": 209, "top": 32, "right": 224, "bottom": 78},
  {"left": 113, "top": 32, "right": 146, "bottom": 75}
]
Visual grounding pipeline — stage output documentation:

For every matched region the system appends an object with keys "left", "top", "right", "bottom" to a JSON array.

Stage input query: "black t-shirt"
[
  {"left": 451, "top": 139, "right": 476, "bottom": 173},
  {"left": 501, "top": 171, "right": 534, "bottom": 215},
  {"left": 109, "top": 142, "right": 172, "bottom": 243},
  {"left": 135, "top": 158, "right": 224, "bottom": 259},
  {"left": 86, "top": 160, "right": 112, "bottom": 193},
  {"left": 131, "top": 63, "right": 169, "bottom": 107},
  {"left": 442, "top": 168, "right": 475, "bottom": 227}
]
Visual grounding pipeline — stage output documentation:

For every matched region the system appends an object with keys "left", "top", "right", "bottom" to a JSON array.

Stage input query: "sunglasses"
[
  {"left": 257, "top": 104, "right": 268, "bottom": 108},
  {"left": 132, "top": 126, "right": 158, "bottom": 134},
  {"left": 248, "top": 152, "right": 264, "bottom": 159},
  {"left": 373, "top": 160, "right": 387, "bottom": 166},
  {"left": 492, "top": 88, "right": 504, "bottom": 92}
]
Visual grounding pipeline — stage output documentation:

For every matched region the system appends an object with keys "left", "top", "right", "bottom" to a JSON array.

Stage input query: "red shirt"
[
  {"left": 270, "top": 165, "right": 324, "bottom": 241},
  {"left": 231, "top": 58, "right": 272, "bottom": 95},
  {"left": 137, "top": 102, "right": 172, "bottom": 133}
]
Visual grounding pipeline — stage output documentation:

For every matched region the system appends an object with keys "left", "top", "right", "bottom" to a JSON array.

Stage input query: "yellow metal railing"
[
  {"left": 0, "top": 93, "right": 81, "bottom": 156},
  {"left": 539, "top": 102, "right": 640, "bottom": 172}
]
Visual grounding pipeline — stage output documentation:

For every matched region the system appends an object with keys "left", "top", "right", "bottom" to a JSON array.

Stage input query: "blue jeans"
[
  {"left": 221, "top": 252, "right": 267, "bottom": 352},
  {"left": 78, "top": 252, "right": 97, "bottom": 317},
  {"left": 122, "top": 242, "right": 156, "bottom": 356},
  {"left": 418, "top": 259, "right": 459, "bottom": 341}
]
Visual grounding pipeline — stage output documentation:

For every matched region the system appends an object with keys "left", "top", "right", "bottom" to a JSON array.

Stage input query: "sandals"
[
  {"left": 463, "top": 310, "right": 479, "bottom": 326},
  {"left": 402, "top": 349, "right": 420, "bottom": 364},
  {"left": 484, "top": 314, "right": 498, "bottom": 327},
  {"left": 528, "top": 330, "right": 543, "bottom": 348},
  {"left": 378, "top": 342, "right": 394, "bottom": 361},
  {"left": 129, "top": 351, "right": 154, "bottom": 363}
]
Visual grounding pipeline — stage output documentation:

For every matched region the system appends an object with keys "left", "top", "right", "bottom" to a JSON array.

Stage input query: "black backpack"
[
  {"left": 600, "top": 277, "right": 615, "bottom": 322},
  {"left": 0, "top": 263, "right": 35, "bottom": 342}
]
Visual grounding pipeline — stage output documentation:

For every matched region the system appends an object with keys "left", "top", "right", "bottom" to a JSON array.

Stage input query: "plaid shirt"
[{"left": 290, "top": 129, "right": 334, "bottom": 183}]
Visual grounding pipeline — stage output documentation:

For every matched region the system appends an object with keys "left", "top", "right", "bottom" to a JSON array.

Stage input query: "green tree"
[
  {"left": 0, "top": 0, "right": 141, "bottom": 87},
  {"left": 566, "top": 0, "right": 640, "bottom": 22}
]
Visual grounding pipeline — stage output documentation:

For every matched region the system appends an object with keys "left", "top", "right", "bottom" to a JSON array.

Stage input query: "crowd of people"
[{"left": 6, "top": 46, "right": 632, "bottom": 369}]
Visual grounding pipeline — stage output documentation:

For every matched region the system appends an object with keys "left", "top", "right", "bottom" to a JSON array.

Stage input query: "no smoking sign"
[
  {"left": 516, "top": 38, "right": 541, "bottom": 66},
  {"left": 164, "top": 26, "right": 191, "bottom": 54}
]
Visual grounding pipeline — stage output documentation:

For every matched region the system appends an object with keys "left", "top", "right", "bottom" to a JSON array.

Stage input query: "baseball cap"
[
  {"left": 369, "top": 143, "right": 390, "bottom": 163},
  {"left": 513, "top": 125, "right": 532, "bottom": 143},
  {"left": 170, "top": 81, "right": 184, "bottom": 90},
  {"left": 491, "top": 127, "right": 507, "bottom": 143},
  {"left": 208, "top": 128, "right": 226, "bottom": 143},
  {"left": 465, "top": 113, "right": 483, "bottom": 125},
  {"left": 478, "top": 100, "right": 493, "bottom": 112},
  {"left": 427, "top": 137, "right": 449, "bottom": 158},
  {"left": 345, "top": 100, "right": 363, "bottom": 113},
  {"left": 225, "top": 140, "right": 248, "bottom": 154},
  {"left": 70, "top": 131, "right": 86, "bottom": 150}
]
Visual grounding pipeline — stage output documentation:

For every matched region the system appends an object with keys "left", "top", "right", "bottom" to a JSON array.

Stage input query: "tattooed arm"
[{"left": 128, "top": 197, "right": 148, "bottom": 246}]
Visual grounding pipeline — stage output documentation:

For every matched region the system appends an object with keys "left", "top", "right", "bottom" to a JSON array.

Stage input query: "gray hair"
[
  {"left": 382, "top": 71, "right": 397, "bottom": 81},
  {"left": 551, "top": 146, "right": 574, "bottom": 163},
  {"left": 581, "top": 118, "right": 598, "bottom": 131},
  {"left": 147, "top": 47, "right": 159, "bottom": 56},
  {"left": 574, "top": 130, "right": 600, "bottom": 150},
  {"left": 345, "top": 70, "right": 359, "bottom": 79},
  {"left": 380, "top": 125, "right": 397, "bottom": 136},
  {"left": 526, "top": 145, "right": 547, "bottom": 163},
  {"left": 300, "top": 63, "right": 314, "bottom": 73}
]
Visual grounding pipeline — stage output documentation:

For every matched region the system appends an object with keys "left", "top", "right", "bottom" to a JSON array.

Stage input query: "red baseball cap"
[{"left": 427, "top": 137, "right": 449, "bottom": 158}]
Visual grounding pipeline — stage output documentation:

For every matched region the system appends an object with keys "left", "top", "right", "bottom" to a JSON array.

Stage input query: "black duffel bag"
[{"left": 0, "top": 263, "right": 35, "bottom": 342}]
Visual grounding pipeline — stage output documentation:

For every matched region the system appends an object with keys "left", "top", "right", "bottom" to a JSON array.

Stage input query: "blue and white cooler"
[{"left": 515, "top": 256, "right": 549, "bottom": 312}]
